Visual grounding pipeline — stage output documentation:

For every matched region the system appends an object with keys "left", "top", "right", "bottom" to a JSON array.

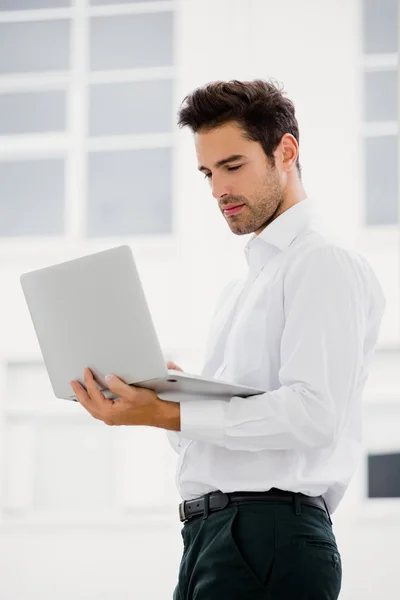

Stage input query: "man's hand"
[
  {"left": 167, "top": 361, "right": 184, "bottom": 372},
  {"left": 70, "top": 367, "right": 181, "bottom": 431}
]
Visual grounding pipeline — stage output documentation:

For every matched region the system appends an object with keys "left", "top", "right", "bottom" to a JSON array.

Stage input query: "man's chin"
[{"left": 226, "top": 222, "right": 255, "bottom": 236}]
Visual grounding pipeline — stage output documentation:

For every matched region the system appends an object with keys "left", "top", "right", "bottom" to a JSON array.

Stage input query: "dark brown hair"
[{"left": 177, "top": 78, "right": 301, "bottom": 177}]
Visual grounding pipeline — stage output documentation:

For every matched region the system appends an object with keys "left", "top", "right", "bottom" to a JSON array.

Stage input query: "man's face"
[{"left": 195, "top": 121, "right": 286, "bottom": 235}]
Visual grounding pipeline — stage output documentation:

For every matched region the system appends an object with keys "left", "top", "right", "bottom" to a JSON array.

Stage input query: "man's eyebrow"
[{"left": 198, "top": 154, "right": 245, "bottom": 173}]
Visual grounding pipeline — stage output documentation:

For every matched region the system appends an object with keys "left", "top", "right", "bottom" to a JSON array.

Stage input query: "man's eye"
[{"left": 203, "top": 165, "right": 241, "bottom": 180}]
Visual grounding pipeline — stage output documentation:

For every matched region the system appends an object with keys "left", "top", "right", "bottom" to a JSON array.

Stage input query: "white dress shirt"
[{"left": 166, "top": 198, "right": 386, "bottom": 514}]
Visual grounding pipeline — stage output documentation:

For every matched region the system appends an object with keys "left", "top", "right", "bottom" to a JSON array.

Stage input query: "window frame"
[
  {"left": 0, "top": 0, "right": 180, "bottom": 528},
  {"left": 0, "top": 0, "right": 179, "bottom": 253}
]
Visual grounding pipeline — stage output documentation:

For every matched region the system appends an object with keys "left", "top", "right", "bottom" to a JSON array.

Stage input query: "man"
[{"left": 70, "top": 79, "right": 386, "bottom": 599}]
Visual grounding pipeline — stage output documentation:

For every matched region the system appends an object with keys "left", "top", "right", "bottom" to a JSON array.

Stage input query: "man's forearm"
[{"left": 153, "top": 398, "right": 181, "bottom": 431}]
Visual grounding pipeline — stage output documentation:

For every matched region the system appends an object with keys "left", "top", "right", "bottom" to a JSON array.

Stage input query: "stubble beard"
[{"left": 225, "top": 182, "right": 285, "bottom": 236}]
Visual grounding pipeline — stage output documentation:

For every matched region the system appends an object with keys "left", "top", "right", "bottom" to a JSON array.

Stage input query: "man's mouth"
[{"left": 223, "top": 204, "right": 245, "bottom": 216}]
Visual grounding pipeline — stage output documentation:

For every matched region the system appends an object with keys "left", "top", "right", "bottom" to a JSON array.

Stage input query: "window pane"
[
  {"left": 87, "top": 148, "right": 172, "bottom": 236},
  {"left": 90, "top": 13, "right": 173, "bottom": 70},
  {"left": 365, "top": 136, "right": 399, "bottom": 225},
  {"left": 0, "top": 91, "right": 66, "bottom": 135},
  {"left": 91, "top": 0, "right": 169, "bottom": 4},
  {"left": 0, "top": 20, "right": 70, "bottom": 74},
  {"left": 89, "top": 80, "right": 173, "bottom": 136},
  {"left": 0, "top": 158, "right": 65, "bottom": 236},
  {"left": 34, "top": 422, "right": 113, "bottom": 511},
  {"left": 363, "top": 0, "right": 398, "bottom": 54},
  {"left": 368, "top": 453, "right": 400, "bottom": 497},
  {"left": 364, "top": 70, "right": 398, "bottom": 122},
  {"left": 0, "top": 0, "right": 70, "bottom": 9}
]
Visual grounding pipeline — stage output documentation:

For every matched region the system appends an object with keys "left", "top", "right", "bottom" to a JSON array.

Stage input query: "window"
[
  {"left": 0, "top": 90, "right": 66, "bottom": 135},
  {"left": 0, "top": 158, "right": 65, "bottom": 236},
  {"left": 90, "top": 12, "right": 173, "bottom": 70},
  {"left": 87, "top": 147, "right": 172, "bottom": 236},
  {"left": 365, "top": 136, "right": 398, "bottom": 225},
  {"left": 1, "top": 360, "right": 177, "bottom": 519},
  {"left": 91, "top": 0, "right": 170, "bottom": 4},
  {"left": 0, "top": 1, "right": 71, "bottom": 9},
  {"left": 362, "top": 0, "right": 399, "bottom": 226},
  {"left": 89, "top": 79, "right": 173, "bottom": 136},
  {"left": 0, "top": 0, "right": 179, "bottom": 525},
  {"left": 362, "top": 0, "right": 397, "bottom": 54},
  {"left": 364, "top": 70, "right": 397, "bottom": 122},
  {"left": 0, "top": 1, "right": 176, "bottom": 240},
  {"left": 0, "top": 20, "right": 71, "bottom": 74},
  {"left": 368, "top": 453, "right": 400, "bottom": 497}
]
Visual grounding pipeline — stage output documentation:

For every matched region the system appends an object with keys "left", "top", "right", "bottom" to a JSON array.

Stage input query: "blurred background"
[{"left": 0, "top": 0, "right": 398, "bottom": 598}]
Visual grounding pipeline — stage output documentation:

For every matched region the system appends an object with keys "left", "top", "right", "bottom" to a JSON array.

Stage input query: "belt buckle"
[{"left": 179, "top": 501, "right": 186, "bottom": 522}]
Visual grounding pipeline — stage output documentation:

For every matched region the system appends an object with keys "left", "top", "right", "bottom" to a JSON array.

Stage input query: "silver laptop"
[{"left": 20, "top": 245, "right": 265, "bottom": 402}]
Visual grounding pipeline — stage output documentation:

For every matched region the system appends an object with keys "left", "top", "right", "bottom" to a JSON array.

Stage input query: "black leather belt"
[{"left": 179, "top": 488, "right": 330, "bottom": 523}]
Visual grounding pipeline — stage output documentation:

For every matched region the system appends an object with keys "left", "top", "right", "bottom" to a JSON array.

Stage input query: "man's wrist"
[{"left": 153, "top": 398, "right": 181, "bottom": 431}]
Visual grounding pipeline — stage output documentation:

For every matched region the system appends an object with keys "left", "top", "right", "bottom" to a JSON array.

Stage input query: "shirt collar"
[{"left": 244, "top": 198, "right": 322, "bottom": 274}]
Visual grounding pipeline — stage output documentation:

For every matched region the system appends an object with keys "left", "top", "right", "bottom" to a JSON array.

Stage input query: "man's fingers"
[{"left": 167, "top": 361, "right": 184, "bottom": 372}]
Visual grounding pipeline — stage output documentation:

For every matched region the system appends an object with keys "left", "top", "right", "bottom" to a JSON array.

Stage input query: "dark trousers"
[{"left": 173, "top": 495, "right": 342, "bottom": 599}]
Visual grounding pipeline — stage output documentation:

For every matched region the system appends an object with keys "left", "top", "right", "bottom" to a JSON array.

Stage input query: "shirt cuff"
[{"left": 180, "top": 396, "right": 228, "bottom": 446}]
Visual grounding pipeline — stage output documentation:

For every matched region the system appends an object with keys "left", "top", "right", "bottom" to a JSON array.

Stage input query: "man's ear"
[{"left": 280, "top": 133, "right": 298, "bottom": 172}]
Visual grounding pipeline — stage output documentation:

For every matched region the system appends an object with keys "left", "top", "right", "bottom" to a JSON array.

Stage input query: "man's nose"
[{"left": 211, "top": 176, "right": 230, "bottom": 201}]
